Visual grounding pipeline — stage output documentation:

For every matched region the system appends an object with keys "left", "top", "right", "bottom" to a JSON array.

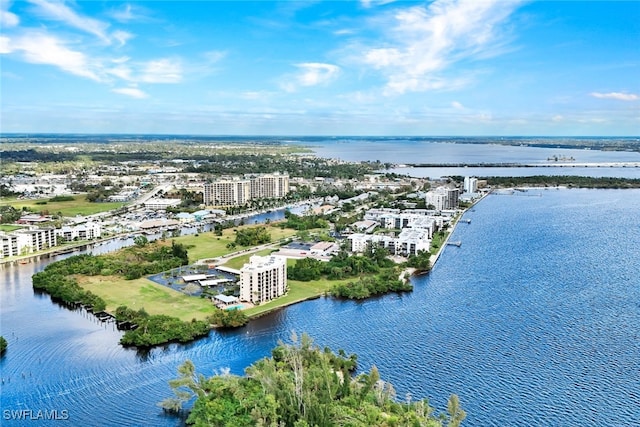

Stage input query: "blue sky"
[{"left": 1, "top": 0, "right": 638, "bottom": 136}]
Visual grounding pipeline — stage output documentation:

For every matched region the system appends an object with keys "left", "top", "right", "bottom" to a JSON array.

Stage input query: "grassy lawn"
[
  {"left": 76, "top": 275, "right": 216, "bottom": 321},
  {"left": 0, "top": 224, "right": 22, "bottom": 232},
  {"left": 174, "top": 224, "right": 299, "bottom": 262},
  {"left": 3, "top": 195, "right": 123, "bottom": 216},
  {"left": 222, "top": 249, "right": 276, "bottom": 269},
  {"left": 243, "top": 277, "right": 350, "bottom": 318}
]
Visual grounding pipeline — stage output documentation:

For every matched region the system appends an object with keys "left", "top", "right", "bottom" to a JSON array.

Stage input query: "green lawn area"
[
  {"left": 0, "top": 224, "right": 22, "bottom": 232},
  {"left": 173, "top": 224, "right": 299, "bottom": 262},
  {"left": 4, "top": 195, "right": 123, "bottom": 216},
  {"left": 243, "top": 277, "right": 351, "bottom": 318},
  {"left": 76, "top": 275, "right": 216, "bottom": 321},
  {"left": 222, "top": 249, "right": 275, "bottom": 269}
]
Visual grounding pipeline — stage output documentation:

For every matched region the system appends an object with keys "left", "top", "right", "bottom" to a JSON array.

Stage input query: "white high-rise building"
[
  {"left": 203, "top": 173, "right": 289, "bottom": 206},
  {"left": 239, "top": 255, "right": 287, "bottom": 305},
  {"left": 247, "top": 172, "right": 290, "bottom": 200},
  {"left": 464, "top": 176, "right": 478, "bottom": 194},
  {"left": 203, "top": 178, "right": 251, "bottom": 206},
  {"left": 425, "top": 187, "right": 459, "bottom": 210}
]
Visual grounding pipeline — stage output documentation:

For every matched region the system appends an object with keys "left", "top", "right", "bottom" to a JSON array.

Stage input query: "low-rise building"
[
  {"left": 0, "top": 227, "right": 56, "bottom": 258},
  {"left": 144, "top": 198, "right": 182, "bottom": 210},
  {"left": 397, "top": 228, "right": 431, "bottom": 256},
  {"left": 57, "top": 222, "right": 102, "bottom": 241}
]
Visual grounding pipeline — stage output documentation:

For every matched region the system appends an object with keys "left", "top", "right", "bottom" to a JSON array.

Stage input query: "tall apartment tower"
[
  {"left": 204, "top": 173, "right": 289, "bottom": 206},
  {"left": 247, "top": 172, "right": 290, "bottom": 199},
  {"left": 203, "top": 178, "right": 251, "bottom": 206},
  {"left": 464, "top": 176, "right": 478, "bottom": 194},
  {"left": 239, "top": 255, "right": 287, "bottom": 305},
  {"left": 425, "top": 187, "right": 459, "bottom": 210}
]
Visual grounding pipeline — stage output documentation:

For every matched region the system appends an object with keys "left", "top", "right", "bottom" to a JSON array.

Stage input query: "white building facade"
[
  {"left": 57, "top": 222, "right": 102, "bottom": 242},
  {"left": 239, "top": 255, "right": 287, "bottom": 304},
  {"left": 203, "top": 173, "right": 289, "bottom": 206},
  {"left": 203, "top": 179, "right": 251, "bottom": 206},
  {"left": 144, "top": 198, "right": 182, "bottom": 210},
  {"left": 463, "top": 176, "right": 478, "bottom": 194},
  {"left": 0, "top": 227, "right": 57, "bottom": 258},
  {"left": 425, "top": 187, "right": 459, "bottom": 210},
  {"left": 247, "top": 172, "right": 290, "bottom": 200}
]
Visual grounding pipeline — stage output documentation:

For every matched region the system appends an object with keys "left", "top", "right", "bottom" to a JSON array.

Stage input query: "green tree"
[
  {"left": 0, "top": 336, "right": 7, "bottom": 355},
  {"left": 162, "top": 334, "right": 460, "bottom": 426},
  {"left": 235, "top": 226, "right": 271, "bottom": 246},
  {"left": 406, "top": 249, "right": 432, "bottom": 271},
  {"left": 133, "top": 235, "right": 149, "bottom": 247},
  {"left": 447, "top": 394, "right": 467, "bottom": 427}
]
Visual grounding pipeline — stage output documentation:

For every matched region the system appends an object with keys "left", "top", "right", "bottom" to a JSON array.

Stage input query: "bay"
[
  {"left": 305, "top": 138, "right": 640, "bottom": 165},
  {"left": 1, "top": 188, "right": 639, "bottom": 426}
]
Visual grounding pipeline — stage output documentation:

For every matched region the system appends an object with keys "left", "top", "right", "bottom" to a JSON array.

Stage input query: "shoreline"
[
  {"left": 6, "top": 189, "right": 490, "bottom": 349},
  {"left": 241, "top": 193, "right": 493, "bottom": 320},
  {"left": 428, "top": 191, "right": 490, "bottom": 269}
]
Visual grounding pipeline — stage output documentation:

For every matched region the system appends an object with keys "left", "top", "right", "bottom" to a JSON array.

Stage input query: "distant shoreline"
[{"left": 401, "top": 162, "right": 640, "bottom": 168}]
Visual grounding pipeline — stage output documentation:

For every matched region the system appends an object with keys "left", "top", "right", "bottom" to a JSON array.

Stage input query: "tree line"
[
  {"left": 31, "top": 241, "right": 220, "bottom": 348},
  {"left": 287, "top": 247, "right": 415, "bottom": 299},
  {"left": 281, "top": 211, "right": 329, "bottom": 230},
  {"left": 114, "top": 306, "right": 211, "bottom": 347},
  {"left": 160, "top": 333, "right": 466, "bottom": 427},
  {"left": 481, "top": 175, "right": 640, "bottom": 188}
]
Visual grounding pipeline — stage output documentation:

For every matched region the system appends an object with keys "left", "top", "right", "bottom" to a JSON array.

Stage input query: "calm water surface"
[
  {"left": 307, "top": 138, "right": 640, "bottom": 164},
  {"left": 1, "top": 189, "right": 639, "bottom": 426}
]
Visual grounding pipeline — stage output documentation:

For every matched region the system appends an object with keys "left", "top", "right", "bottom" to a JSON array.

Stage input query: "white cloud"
[
  {"left": 241, "top": 91, "right": 274, "bottom": 100},
  {"left": 361, "top": 0, "right": 397, "bottom": 9},
  {"left": 0, "top": 35, "right": 12, "bottom": 54},
  {"left": 333, "top": 29, "right": 355, "bottom": 36},
  {"left": 112, "top": 86, "right": 148, "bottom": 99},
  {"left": 28, "top": 0, "right": 111, "bottom": 43},
  {"left": 590, "top": 92, "right": 639, "bottom": 101},
  {"left": 297, "top": 63, "right": 340, "bottom": 86},
  {"left": 203, "top": 50, "right": 226, "bottom": 63},
  {"left": 282, "top": 62, "right": 340, "bottom": 92},
  {"left": 106, "top": 63, "right": 133, "bottom": 81},
  {"left": 27, "top": 0, "right": 135, "bottom": 46},
  {"left": 1, "top": 0, "right": 19, "bottom": 27},
  {"left": 451, "top": 101, "right": 464, "bottom": 109},
  {"left": 109, "top": 3, "right": 150, "bottom": 23},
  {"left": 358, "top": 0, "right": 522, "bottom": 95},
  {"left": 4, "top": 31, "right": 101, "bottom": 81},
  {"left": 112, "top": 30, "right": 134, "bottom": 47},
  {"left": 139, "top": 58, "right": 182, "bottom": 83}
]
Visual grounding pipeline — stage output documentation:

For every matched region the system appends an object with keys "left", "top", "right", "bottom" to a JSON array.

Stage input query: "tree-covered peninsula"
[
  {"left": 0, "top": 336, "right": 7, "bottom": 355},
  {"left": 31, "top": 241, "right": 238, "bottom": 347},
  {"left": 161, "top": 333, "right": 466, "bottom": 427}
]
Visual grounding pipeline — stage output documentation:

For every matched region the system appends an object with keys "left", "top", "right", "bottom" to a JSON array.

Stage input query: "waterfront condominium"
[
  {"left": 239, "top": 255, "right": 287, "bottom": 305},
  {"left": 0, "top": 227, "right": 57, "bottom": 258},
  {"left": 203, "top": 178, "right": 251, "bottom": 206},
  {"left": 246, "top": 172, "right": 290, "bottom": 200},
  {"left": 203, "top": 173, "right": 289, "bottom": 206},
  {"left": 425, "top": 187, "right": 460, "bottom": 210}
]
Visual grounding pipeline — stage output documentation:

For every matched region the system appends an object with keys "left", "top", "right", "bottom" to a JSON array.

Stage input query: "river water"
[
  {"left": 304, "top": 138, "right": 640, "bottom": 179},
  {"left": 1, "top": 188, "right": 639, "bottom": 426}
]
